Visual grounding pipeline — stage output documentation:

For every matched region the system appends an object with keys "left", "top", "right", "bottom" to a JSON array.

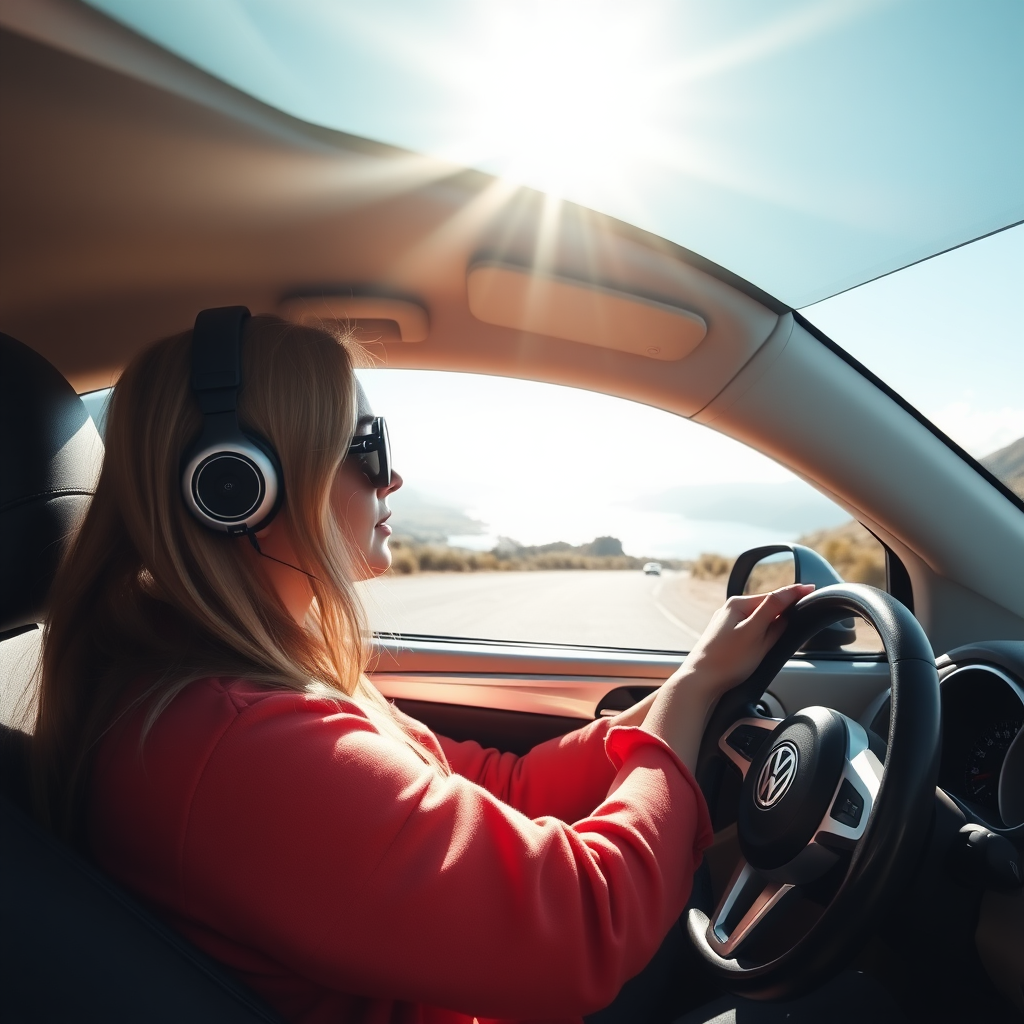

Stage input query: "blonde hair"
[{"left": 33, "top": 315, "right": 442, "bottom": 839}]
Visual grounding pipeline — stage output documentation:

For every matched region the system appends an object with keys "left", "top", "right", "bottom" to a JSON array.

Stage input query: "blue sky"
[{"left": 803, "top": 223, "right": 1024, "bottom": 457}]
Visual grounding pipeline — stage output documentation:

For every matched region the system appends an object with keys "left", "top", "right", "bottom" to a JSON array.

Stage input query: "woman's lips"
[{"left": 376, "top": 522, "right": 393, "bottom": 536}]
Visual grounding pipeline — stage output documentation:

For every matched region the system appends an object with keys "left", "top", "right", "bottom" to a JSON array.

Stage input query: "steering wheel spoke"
[
  {"left": 706, "top": 858, "right": 795, "bottom": 958},
  {"left": 718, "top": 716, "right": 782, "bottom": 778},
  {"left": 812, "top": 717, "right": 883, "bottom": 851}
]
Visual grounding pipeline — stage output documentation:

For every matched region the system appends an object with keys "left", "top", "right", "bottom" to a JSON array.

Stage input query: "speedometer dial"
[{"left": 965, "top": 719, "right": 1023, "bottom": 808}]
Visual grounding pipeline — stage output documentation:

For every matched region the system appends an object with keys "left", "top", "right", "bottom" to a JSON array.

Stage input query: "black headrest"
[{"left": 0, "top": 334, "right": 104, "bottom": 632}]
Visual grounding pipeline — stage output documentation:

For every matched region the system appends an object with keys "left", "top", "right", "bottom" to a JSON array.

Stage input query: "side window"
[
  {"left": 80, "top": 387, "right": 112, "bottom": 438},
  {"left": 357, "top": 370, "right": 885, "bottom": 653}
]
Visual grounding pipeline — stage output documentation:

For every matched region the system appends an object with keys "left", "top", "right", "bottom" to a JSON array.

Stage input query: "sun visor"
[
  {"left": 279, "top": 295, "right": 429, "bottom": 343},
  {"left": 467, "top": 263, "right": 707, "bottom": 361}
]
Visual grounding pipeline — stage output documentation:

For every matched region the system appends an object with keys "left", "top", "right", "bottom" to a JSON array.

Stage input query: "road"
[{"left": 358, "top": 569, "right": 728, "bottom": 650}]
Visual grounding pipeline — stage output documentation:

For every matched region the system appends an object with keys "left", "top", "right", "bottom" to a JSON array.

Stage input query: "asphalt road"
[{"left": 358, "top": 569, "right": 729, "bottom": 650}]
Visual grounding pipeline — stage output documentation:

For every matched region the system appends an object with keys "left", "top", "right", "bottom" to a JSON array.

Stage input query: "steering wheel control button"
[
  {"left": 726, "top": 724, "right": 773, "bottom": 762},
  {"left": 756, "top": 741, "right": 799, "bottom": 808},
  {"left": 829, "top": 778, "right": 865, "bottom": 828},
  {"left": 738, "top": 707, "right": 848, "bottom": 872}
]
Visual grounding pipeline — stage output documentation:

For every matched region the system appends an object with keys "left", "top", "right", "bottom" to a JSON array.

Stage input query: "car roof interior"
[{"left": 2, "top": 0, "right": 1023, "bottom": 660}]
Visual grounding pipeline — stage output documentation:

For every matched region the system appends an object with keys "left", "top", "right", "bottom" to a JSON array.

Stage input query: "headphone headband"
[
  {"left": 191, "top": 306, "right": 247, "bottom": 412},
  {"left": 181, "top": 307, "right": 283, "bottom": 535}
]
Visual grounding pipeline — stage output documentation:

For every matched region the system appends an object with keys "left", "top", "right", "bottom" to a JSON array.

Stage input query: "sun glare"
[{"left": 454, "top": 2, "right": 665, "bottom": 200}]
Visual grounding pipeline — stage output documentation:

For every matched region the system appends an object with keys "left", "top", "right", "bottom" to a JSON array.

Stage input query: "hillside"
[{"left": 981, "top": 435, "right": 1024, "bottom": 500}]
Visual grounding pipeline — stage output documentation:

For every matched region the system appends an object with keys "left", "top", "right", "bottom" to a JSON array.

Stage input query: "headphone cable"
[{"left": 244, "top": 529, "right": 321, "bottom": 583}]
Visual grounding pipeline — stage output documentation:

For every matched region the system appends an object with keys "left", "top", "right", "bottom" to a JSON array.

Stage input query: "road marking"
[{"left": 651, "top": 576, "right": 703, "bottom": 643}]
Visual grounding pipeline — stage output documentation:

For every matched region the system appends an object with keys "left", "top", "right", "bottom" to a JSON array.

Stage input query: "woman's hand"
[{"left": 636, "top": 584, "right": 814, "bottom": 772}]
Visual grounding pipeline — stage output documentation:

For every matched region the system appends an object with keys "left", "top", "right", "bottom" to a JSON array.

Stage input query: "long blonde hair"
[{"left": 33, "top": 315, "right": 440, "bottom": 839}]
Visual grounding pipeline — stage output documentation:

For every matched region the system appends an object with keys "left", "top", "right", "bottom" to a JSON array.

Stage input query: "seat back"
[
  {"left": 0, "top": 333, "right": 284, "bottom": 1023},
  {"left": 1, "top": 792, "right": 286, "bottom": 1023}
]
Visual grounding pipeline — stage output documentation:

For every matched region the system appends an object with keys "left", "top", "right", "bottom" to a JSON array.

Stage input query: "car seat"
[{"left": 0, "top": 332, "right": 285, "bottom": 1023}]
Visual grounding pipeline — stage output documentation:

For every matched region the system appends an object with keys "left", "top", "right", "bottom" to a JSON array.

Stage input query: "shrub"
[
  {"left": 416, "top": 547, "right": 469, "bottom": 572},
  {"left": 691, "top": 552, "right": 733, "bottom": 579},
  {"left": 389, "top": 548, "right": 419, "bottom": 575}
]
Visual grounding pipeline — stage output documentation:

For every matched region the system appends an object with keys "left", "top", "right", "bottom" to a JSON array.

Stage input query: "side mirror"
[{"left": 726, "top": 543, "right": 857, "bottom": 651}]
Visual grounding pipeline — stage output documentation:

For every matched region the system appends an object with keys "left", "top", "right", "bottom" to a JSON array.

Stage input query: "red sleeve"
[
  {"left": 174, "top": 692, "right": 712, "bottom": 1020},
  {"left": 432, "top": 717, "right": 620, "bottom": 823}
]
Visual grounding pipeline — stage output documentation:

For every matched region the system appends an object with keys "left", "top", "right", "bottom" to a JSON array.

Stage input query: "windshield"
[
  {"left": 85, "top": 0, "right": 1023, "bottom": 307},
  {"left": 803, "top": 224, "right": 1024, "bottom": 501}
]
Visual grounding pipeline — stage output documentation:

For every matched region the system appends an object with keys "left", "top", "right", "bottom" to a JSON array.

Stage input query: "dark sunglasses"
[{"left": 346, "top": 416, "right": 391, "bottom": 488}]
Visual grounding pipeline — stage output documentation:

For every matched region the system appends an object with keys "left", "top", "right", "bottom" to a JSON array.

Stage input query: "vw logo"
[{"left": 755, "top": 741, "right": 799, "bottom": 808}]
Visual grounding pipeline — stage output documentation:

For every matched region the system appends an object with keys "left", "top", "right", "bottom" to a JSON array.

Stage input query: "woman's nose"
[{"left": 381, "top": 469, "right": 403, "bottom": 496}]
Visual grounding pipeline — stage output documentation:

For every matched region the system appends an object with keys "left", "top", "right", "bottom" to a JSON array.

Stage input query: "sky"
[
  {"left": 803, "top": 224, "right": 1024, "bottom": 457},
  {"left": 357, "top": 367, "right": 852, "bottom": 559}
]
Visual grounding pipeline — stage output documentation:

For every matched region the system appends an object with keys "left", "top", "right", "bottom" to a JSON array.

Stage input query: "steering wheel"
[{"left": 686, "top": 584, "right": 941, "bottom": 999}]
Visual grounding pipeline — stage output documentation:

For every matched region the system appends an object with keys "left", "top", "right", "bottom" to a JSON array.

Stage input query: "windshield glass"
[
  {"left": 85, "top": 0, "right": 1023, "bottom": 307},
  {"left": 803, "top": 224, "right": 1024, "bottom": 501},
  {"left": 353, "top": 370, "right": 885, "bottom": 652}
]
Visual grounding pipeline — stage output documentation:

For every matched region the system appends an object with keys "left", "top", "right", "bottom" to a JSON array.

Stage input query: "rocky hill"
[{"left": 981, "top": 435, "right": 1024, "bottom": 500}]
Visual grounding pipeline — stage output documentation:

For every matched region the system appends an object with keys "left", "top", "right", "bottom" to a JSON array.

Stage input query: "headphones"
[{"left": 181, "top": 306, "right": 283, "bottom": 537}]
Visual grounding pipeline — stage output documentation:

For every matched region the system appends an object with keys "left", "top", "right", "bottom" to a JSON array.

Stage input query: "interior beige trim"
[
  {"left": 467, "top": 263, "right": 707, "bottom": 361},
  {"left": 368, "top": 638, "right": 892, "bottom": 722},
  {"left": 280, "top": 295, "right": 429, "bottom": 343},
  {"left": 374, "top": 674, "right": 616, "bottom": 720}
]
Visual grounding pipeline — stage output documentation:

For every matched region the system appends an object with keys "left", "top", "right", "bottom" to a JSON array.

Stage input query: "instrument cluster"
[
  {"left": 866, "top": 652, "right": 1024, "bottom": 832},
  {"left": 937, "top": 663, "right": 1023, "bottom": 829}
]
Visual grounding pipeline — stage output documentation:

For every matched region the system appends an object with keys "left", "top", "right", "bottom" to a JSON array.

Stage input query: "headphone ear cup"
[
  {"left": 181, "top": 430, "right": 283, "bottom": 535},
  {"left": 182, "top": 305, "right": 284, "bottom": 536}
]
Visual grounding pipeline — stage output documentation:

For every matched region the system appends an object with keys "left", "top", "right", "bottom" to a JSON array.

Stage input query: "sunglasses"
[{"left": 346, "top": 416, "right": 391, "bottom": 488}]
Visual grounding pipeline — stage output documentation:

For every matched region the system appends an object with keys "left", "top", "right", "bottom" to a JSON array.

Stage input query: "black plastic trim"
[
  {"left": 373, "top": 631, "right": 689, "bottom": 657},
  {"left": 884, "top": 545, "right": 914, "bottom": 615},
  {"left": 374, "top": 631, "right": 889, "bottom": 663}
]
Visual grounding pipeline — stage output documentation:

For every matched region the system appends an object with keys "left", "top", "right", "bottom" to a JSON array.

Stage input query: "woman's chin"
[{"left": 366, "top": 546, "right": 392, "bottom": 577}]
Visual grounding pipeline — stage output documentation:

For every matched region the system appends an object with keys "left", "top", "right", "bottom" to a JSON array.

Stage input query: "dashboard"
[{"left": 864, "top": 641, "right": 1024, "bottom": 836}]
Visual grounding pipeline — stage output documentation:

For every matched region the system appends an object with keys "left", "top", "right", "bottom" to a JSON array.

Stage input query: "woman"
[{"left": 32, "top": 312, "right": 811, "bottom": 1024}]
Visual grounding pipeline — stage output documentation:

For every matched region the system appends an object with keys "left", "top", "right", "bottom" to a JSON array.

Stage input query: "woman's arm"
[
  {"left": 641, "top": 584, "right": 812, "bottom": 771},
  {"left": 435, "top": 717, "right": 618, "bottom": 822},
  {"left": 432, "top": 584, "right": 811, "bottom": 816},
  {"left": 609, "top": 687, "right": 660, "bottom": 728}
]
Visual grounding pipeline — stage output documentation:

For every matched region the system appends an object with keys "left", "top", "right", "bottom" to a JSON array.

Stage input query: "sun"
[{"left": 450, "top": 2, "right": 669, "bottom": 202}]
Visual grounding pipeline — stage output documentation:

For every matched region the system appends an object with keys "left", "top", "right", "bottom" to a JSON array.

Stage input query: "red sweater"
[{"left": 89, "top": 678, "right": 712, "bottom": 1024}]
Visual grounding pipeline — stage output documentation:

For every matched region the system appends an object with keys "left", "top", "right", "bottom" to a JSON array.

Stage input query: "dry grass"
[
  {"left": 799, "top": 521, "right": 886, "bottom": 587},
  {"left": 685, "top": 520, "right": 886, "bottom": 588},
  {"left": 690, "top": 553, "right": 732, "bottom": 580}
]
